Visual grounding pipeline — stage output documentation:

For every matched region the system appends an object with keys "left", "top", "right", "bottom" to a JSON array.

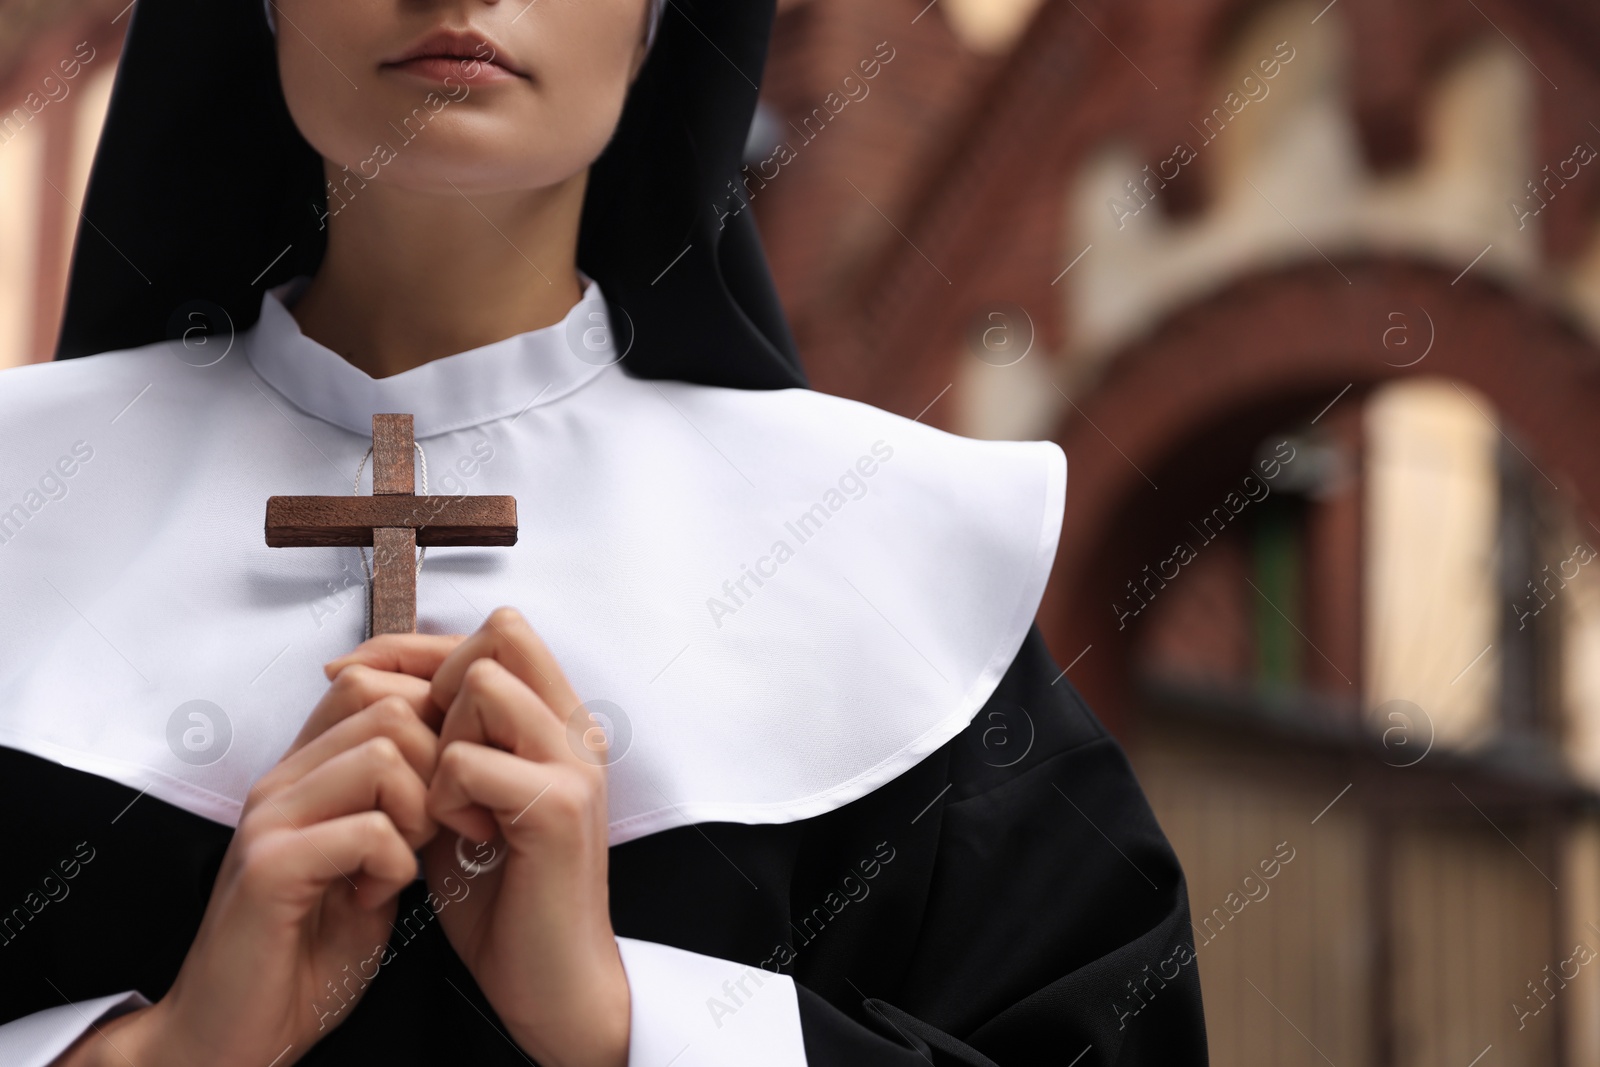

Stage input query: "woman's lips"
[
  {"left": 382, "top": 26, "right": 527, "bottom": 84},
  {"left": 385, "top": 55, "right": 524, "bottom": 84}
]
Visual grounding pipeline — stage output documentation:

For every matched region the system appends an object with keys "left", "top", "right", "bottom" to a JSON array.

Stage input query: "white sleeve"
[
  {"left": 0, "top": 992, "right": 149, "bottom": 1067},
  {"left": 615, "top": 937, "right": 809, "bottom": 1067},
  {"left": 1, "top": 945, "right": 811, "bottom": 1067}
]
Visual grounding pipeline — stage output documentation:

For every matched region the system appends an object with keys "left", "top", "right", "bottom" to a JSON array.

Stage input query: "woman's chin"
[
  {"left": 406, "top": 165, "right": 583, "bottom": 204},
  {"left": 320, "top": 141, "right": 587, "bottom": 202}
]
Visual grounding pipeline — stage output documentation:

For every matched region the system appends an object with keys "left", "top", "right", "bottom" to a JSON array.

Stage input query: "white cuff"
[
  {"left": 0, "top": 991, "right": 149, "bottom": 1067},
  {"left": 616, "top": 937, "right": 808, "bottom": 1067},
  {"left": 0, "top": 945, "right": 811, "bottom": 1067}
]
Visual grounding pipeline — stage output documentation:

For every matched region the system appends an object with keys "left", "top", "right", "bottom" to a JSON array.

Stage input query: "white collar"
[
  {"left": 0, "top": 290, "right": 1065, "bottom": 844},
  {"left": 248, "top": 275, "right": 613, "bottom": 438}
]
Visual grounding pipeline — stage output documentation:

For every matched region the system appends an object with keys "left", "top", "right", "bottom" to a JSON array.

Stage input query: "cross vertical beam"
[{"left": 370, "top": 413, "right": 417, "bottom": 634}]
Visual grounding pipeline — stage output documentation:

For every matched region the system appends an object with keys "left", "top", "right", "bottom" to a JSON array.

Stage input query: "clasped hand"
[{"left": 65, "top": 608, "right": 628, "bottom": 1067}]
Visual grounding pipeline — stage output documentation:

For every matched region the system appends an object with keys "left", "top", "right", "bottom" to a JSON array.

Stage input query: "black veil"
[{"left": 53, "top": 0, "right": 807, "bottom": 392}]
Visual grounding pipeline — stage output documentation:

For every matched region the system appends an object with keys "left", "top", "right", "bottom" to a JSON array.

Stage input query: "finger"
[
  {"left": 255, "top": 736, "right": 436, "bottom": 849},
  {"left": 439, "top": 658, "right": 568, "bottom": 764},
  {"left": 242, "top": 811, "right": 418, "bottom": 911},
  {"left": 428, "top": 741, "right": 581, "bottom": 845},
  {"left": 430, "top": 608, "right": 577, "bottom": 718},
  {"left": 325, "top": 633, "right": 466, "bottom": 682},
  {"left": 290, "top": 665, "right": 440, "bottom": 754},
  {"left": 263, "top": 696, "right": 440, "bottom": 795}
]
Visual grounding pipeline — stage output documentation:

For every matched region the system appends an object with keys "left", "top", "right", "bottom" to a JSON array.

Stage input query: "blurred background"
[{"left": 6, "top": 0, "right": 1600, "bottom": 1063}]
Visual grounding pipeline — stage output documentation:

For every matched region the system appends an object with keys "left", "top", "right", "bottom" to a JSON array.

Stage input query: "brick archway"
[{"left": 1040, "top": 259, "right": 1600, "bottom": 733}]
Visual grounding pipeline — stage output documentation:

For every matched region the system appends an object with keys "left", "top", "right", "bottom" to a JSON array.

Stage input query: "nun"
[{"left": 0, "top": 1, "right": 1207, "bottom": 1064}]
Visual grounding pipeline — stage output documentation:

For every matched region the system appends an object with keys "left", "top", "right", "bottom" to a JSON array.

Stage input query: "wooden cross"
[{"left": 265, "top": 414, "right": 518, "bottom": 635}]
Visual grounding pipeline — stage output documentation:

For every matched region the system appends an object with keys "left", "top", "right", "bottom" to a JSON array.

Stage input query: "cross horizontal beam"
[{"left": 265, "top": 495, "right": 519, "bottom": 548}]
